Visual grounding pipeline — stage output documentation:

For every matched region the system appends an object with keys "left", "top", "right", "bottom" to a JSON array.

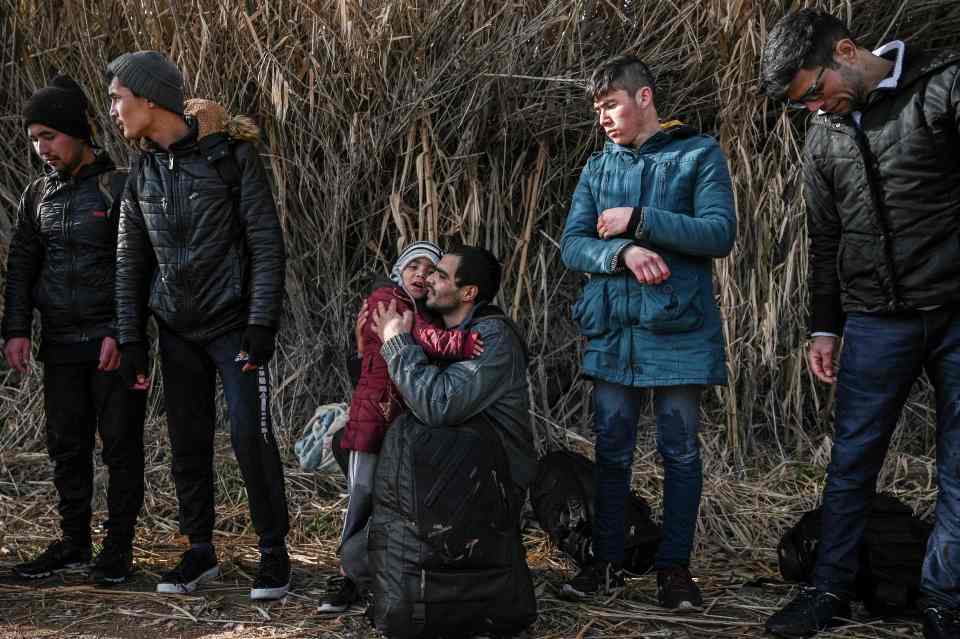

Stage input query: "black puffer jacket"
[
  {"left": 805, "top": 47, "right": 960, "bottom": 335},
  {"left": 115, "top": 101, "right": 286, "bottom": 345},
  {"left": 2, "top": 153, "right": 122, "bottom": 347}
]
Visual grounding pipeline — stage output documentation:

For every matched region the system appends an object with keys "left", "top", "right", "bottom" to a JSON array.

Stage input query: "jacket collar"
[
  {"left": 815, "top": 44, "right": 960, "bottom": 128},
  {"left": 603, "top": 120, "right": 696, "bottom": 156},
  {"left": 46, "top": 150, "right": 115, "bottom": 183}
]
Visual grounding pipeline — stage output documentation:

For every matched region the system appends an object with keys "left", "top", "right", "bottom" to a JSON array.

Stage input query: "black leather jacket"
[
  {"left": 805, "top": 47, "right": 960, "bottom": 334},
  {"left": 2, "top": 153, "right": 121, "bottom": 348},
  {"left": 115, "top": 112, "right": 285, "bottom": 345}
]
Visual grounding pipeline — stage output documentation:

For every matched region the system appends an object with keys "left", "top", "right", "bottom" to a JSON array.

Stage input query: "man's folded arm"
[{"left": 381, "top": 319, "right": 509, "bottom": 427}]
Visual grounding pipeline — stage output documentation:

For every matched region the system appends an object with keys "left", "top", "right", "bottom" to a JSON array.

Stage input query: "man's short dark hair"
[
  {"left": 447, "top": 245, "right": 501, "bottom": 305},
  {"left": 589, "top": 55, "right": 656, "bottom": 103},
  {"left": 760, "top": 9, "right": 856, "bottom": 101}
]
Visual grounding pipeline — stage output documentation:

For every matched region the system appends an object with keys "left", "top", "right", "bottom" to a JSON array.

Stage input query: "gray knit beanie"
[{"left": 106, "top": 51, "right": 184, "bottom": 115}]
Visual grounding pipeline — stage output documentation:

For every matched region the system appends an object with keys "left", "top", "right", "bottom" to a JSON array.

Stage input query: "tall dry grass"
[{"left": 0, "top": 0, "right": 958, "bottom": 557}]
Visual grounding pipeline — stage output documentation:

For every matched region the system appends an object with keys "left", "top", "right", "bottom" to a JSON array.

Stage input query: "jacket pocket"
[
  {"left": 637, "top": 271, "right": 703, "bottom": 333},
  {"left": 571, "top": 277, "right": 609, "bottom": 338}
]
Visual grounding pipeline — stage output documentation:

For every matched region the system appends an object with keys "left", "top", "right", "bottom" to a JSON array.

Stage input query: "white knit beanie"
[{"left": 390, "top": 241, "right": 442, "bottom": 286}]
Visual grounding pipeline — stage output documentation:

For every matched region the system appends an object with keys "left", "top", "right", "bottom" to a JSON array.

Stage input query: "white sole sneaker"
[
  {"left": 14, "top": 561, "right": 90, "bottom": 579},
  {"left": 250, "top": 581, "right": 290, "bottom": 600},
  {"left": 156, "top": 565, "right": 220, "bottom": 594}
]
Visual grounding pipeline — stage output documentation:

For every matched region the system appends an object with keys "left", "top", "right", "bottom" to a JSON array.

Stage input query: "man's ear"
[
  {"left": 632, "top": 85, "right": 654, "bottom": 110},
  {"left": 460, "top": 284, "right": 479, "bottom": 304},
  {"left": 834, "top": 38, "right": 859, "bottom": 64}
]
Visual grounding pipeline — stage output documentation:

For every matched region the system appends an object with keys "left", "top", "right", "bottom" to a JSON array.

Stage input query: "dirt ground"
[{"left": 0, "top": 536, "right": 924, "bottom": 639}]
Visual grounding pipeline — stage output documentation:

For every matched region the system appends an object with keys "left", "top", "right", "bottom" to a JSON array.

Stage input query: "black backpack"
[
  {"left": 368, "top": 412, "right": 537, "bottom": 639},
  {"left": 778, "top": 493, "right": 932, "bottom": 616},
  {"left": 530, "top": 450, "right": 662, "bottom": 575}
]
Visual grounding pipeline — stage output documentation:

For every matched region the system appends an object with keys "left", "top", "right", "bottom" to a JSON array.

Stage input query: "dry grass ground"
[{"left": 0, "top": 415, "right": 939, "bottom": 638}]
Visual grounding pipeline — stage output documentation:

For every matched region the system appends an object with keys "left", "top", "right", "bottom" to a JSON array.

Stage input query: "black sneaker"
[
  {"left": 656, "top": 566, "right": 703, "bottom": 611},
  {"left": 765, "top": 587, "right": 851, "bottom": 637},
  {"left": 560, "top": 560, "right": 624, "bottom": 600},
  {"left": 251, "top": 547, "right": 291, "bottom": 600},
  {"left": 156, "top": 548, "right": 220, "bottom": 594},
  {"left": 924, "top": 606, "right": 960, "bottom": 639},
  {"left": 13, "top": 539, "right": 91, "bottom": 579},
  {"left": 317, "top": 574, "right": 361, "bottom": 613},
  {"left": 91, "top": 538, "right": 134, "bottom": 585}
]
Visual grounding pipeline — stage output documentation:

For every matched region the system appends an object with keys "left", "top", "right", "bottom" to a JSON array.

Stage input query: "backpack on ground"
[
  {"left": 293, "top": 403, "right": 348, "bottom": 473},
  {"left": 778, "top": 493, "right": 932, "bottom": 616},
  {"left": 368, "top": 412, "right": 536, "bottom": 639},
  {"left": 530, "top": 449, "right": 662, "bottom": 575}
]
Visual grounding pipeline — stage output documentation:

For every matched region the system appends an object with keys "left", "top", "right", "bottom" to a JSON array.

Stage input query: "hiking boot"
[
  {"left": 317, "top": 574, "right": 361, "bottom": 613},
  {"left": 765, "top": 587, "right": 851, "bottom": 637},
  {"left": 13, "top": 539, "right": 91, "bottom": 579},
  {"left": 250, "top": 547, "right": 291, "bottom": 600},
  {"left": 156, "top": 548, "right": 220, "bottom": 594},
  {"left": 560, "top": 560, "right": 624, "bottom": 600},
  {"left": 91, "top": 538, "right": 134, "bottom": 585},
  {"left": 924, "top": 606, "right": 960, "bottom": 639},
  {"left": 657, "top": 565, "right": 703, "bottom": 611}
]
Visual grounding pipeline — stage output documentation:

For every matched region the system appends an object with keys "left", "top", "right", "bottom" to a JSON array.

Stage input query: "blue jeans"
[
  {"left": 813, "top": 309, "right": 960, "bottom": 607},
  {"left": 592, "top": 381, "right": 702, "bottom": 568}
]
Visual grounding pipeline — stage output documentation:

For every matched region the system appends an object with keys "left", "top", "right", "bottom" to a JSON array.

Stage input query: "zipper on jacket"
[
  {"left": 63, "top": 179, "right": 81, "bottom": 334},
  {"left": 168, "top": 154, "right": 192, "bottom": 317}
]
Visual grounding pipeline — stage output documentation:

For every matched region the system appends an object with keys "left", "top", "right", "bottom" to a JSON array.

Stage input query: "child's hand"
[{"left": 468, "top": 331, "right": 484, "bottom": 358}]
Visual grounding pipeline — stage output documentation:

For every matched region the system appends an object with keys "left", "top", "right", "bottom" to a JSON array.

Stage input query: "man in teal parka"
[{"left": 559, "top": 56, "right": 736, "bottom": 610}]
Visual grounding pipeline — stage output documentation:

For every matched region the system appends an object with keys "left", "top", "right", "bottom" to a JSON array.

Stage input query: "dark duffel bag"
[
  {"left": 778, "top": 493, "right": 932, "bottom": 616},
  {"left": 368, "top": 412, "right": 537, "bottom": 639},
  {"left": 530, "top": 449, "right": 662, "bottom": 575}
]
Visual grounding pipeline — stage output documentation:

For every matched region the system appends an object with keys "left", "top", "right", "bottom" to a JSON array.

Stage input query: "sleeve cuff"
[
  {"left": 606, "top": 240, "right": 633, "bottom": 273},
  {"left": 809, "top": 293, "right": 845, "bottom": 336},
  {"left": 625, "top": 207, "right": 645, "bottom": 240},
  {"left": 380, "top": 332, "right": 417, "bottom": 362}
]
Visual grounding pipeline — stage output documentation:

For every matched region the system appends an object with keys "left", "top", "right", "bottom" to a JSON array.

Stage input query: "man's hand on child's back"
[{"left": 373, "top": 299, "right": 414, "bottom": 344}]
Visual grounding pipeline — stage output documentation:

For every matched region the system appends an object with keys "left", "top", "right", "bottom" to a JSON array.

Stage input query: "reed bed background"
[{"left": 0, "top": 1, "right": 959, "bottom": 636}]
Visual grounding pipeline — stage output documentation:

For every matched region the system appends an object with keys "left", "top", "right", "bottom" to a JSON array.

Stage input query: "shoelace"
[
  {"left": 927, "top": 607, "right": 960, "bottom": 625},
  {"left": 168, "top": 550, "right": 207, "bottom": 579},
  {"left": 660, "top": 568, "right": 692, "bottom": 591},
  {"left": 258, "top": 551, "right": 286, "bottom": 579}
]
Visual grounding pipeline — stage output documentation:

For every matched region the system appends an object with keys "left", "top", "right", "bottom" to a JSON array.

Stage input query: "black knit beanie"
[
  {"left": 106, "top": 50, "right": 184, "bottom": 115},
  {"left": 23, "top": 74, "right": 92, "bottom": 142}
]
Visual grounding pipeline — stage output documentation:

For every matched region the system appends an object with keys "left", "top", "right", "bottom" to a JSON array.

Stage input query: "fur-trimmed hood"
[
  {"left": 184, "top": 98, "right": 260, "bottom": 142},
  {"left": 139, "top": 98, "right": 259, "bottom": 150}
]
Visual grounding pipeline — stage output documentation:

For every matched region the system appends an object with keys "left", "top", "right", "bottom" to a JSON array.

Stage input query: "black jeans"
[
  {"left": 159, "top": 327, "right": 289, "bottom": 548},
  {"left": 43, "top": 362, "right": 147, "bottom": 546}
]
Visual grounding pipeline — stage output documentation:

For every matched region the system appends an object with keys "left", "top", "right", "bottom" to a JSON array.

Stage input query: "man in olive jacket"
[
  {"left": 760, "top": 9, "right": 960, "bottom": 639},
  {"left": 2, "top": 75, "right": 147, "bottom": 585},
  {"left": 105, "top": 51, "right": 290, "bottom": 601}
]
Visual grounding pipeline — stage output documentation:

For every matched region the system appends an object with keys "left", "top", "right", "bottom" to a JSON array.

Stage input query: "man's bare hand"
[
  {"left": 98, "top": 336, "right": 121, "bottom": 371},
  {"left": 597, "top": 207, "right": 633, "bottom": 239},
  {"left": 3, "top": 337, "right": 31, "bottom": 374},
  {"left": 355, "top": 299, "right": 369, "bottom": 355},
  {"left": 622, "top": 245, "right": 670, "bottom": 285},
  {"left": 372, "top": 299, "right": 413, "bottom": 344},
  {"left": 809, "top": 335, "right": 839, "bottom": 384}
]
